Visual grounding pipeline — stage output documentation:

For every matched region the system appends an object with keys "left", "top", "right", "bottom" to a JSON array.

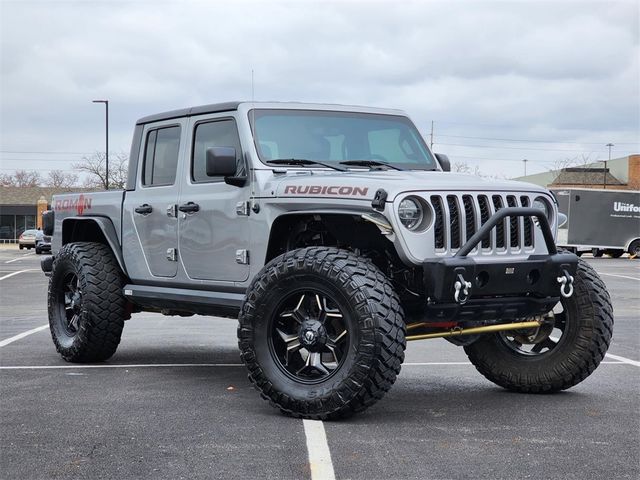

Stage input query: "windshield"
[{"left": 250, "top": 109, "right": 436, "bottom": 170}]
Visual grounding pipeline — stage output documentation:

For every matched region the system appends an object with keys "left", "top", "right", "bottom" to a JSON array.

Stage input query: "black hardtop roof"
[{"left": 136, "top": 101, "right": 242, "bottom": 125}]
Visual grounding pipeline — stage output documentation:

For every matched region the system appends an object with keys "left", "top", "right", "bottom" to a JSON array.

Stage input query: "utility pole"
[
  {"left": 604, "top": 143, "right": 614, "bottom": 189},
  {"left": 92, "top": 99, "right": 109, "bottom": 190},
  {"left": 523, "top": 158, "right": 528, "bottom": 176},
  {"left": 430, "top": 120, "right": 434, "bottom": 149}
]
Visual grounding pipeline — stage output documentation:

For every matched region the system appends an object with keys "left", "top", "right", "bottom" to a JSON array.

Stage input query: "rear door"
[
  {"left": 122, "top": 119, "right": 185, "bottom": 278},
  {"left": 177, "top": 114, "right": 250, "bottom": 282}
]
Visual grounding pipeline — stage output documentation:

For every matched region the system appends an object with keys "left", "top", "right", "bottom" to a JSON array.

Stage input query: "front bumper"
[{"left": 422, "top": 207, "right": 578, "bottom": 322}]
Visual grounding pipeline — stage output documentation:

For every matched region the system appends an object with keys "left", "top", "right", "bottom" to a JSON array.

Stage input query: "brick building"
[{"left": 0, "top": 186, "right": 96, "bottom": 242}]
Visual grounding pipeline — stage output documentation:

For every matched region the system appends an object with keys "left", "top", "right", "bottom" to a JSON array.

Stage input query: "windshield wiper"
[
  {"left": 266, "top": 158, "right": 347, "bottom": 172},
  {"left": 339, "top": 160, "right": 405, "bottom": 171}
]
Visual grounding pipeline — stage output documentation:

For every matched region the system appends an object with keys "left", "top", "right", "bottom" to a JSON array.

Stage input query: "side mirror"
[
  {"left": 205, "top": 147, "right": 247, "bottom": 187},
  {"left": 206, "top": 147, "right": 237, "bottom": 177},
  {"left": 435, "top": 153, "right": 451, "bottom": 172},
  {"left": 42, "top": 210, "right": 54, "bottom": 236}
]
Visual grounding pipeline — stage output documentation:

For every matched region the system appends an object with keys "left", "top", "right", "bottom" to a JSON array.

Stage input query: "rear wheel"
[
  {"left": 591, "top": 248, "right": 603, "bottom": 257},
  {"left": 238, "top": 247, "right": 406, "bottom": 419},
  {"left": 464, "top": 259, "right": 613, "bottom": 392},
  {"left": 19, "top": 245, "right": 24, "bottom": 250},
  {"left": 48, "top": 242, "right": 127, "bottom": 362},
  {"left": 605, "top": 249, "right": 624, "bottom": 258}
]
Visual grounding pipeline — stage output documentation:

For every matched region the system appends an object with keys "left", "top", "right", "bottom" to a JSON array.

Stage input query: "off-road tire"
[
  {"left": 464, "top": 259, "right": 613, "bottom": 393},
  {"left": 238, "top": 247, "right": 406, "bottom": 419},
  {"left": 48, "top": 242, "right": 127, "bottom": 362}
]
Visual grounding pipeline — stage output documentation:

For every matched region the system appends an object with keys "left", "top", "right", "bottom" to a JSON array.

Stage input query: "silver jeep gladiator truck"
[{"left": 42, "top": 101, "right": 613, "bottom": 419}]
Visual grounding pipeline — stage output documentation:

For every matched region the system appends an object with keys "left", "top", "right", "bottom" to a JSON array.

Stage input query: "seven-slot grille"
[{"left": 429, "top": 193, "right": 536, "bottom": 255}]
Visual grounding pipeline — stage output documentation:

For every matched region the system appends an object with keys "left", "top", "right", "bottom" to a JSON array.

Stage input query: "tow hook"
[
  {"left": 454, "top": 273, "right": 472, "bottom": 304},
  {"left": 556, "top": 269, "right": 574, "bottom": 298}
]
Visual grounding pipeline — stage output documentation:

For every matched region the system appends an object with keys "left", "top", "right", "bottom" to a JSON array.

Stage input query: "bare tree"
[
  {"left": 452, "top": 160, "right": 482, "bottom": 176},
  {"left": 45, "top": 170, "right": 79, "bottom": 188},
  {"left": 73, "top": 152, "right": 128, "bottom": 189},
  {"left": 452, "top": 161, "right": 473, "bottom": 174},
  {"left": 0, "top": 169, "right": 42, "bottom": 187},
  {"left": 552, "top": 153, "right": 597, "bottom": 172}
]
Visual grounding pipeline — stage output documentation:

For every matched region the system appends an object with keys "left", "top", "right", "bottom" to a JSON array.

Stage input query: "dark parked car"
[{"left": 35, "top": 231, "right": 51, "bottom": 254}]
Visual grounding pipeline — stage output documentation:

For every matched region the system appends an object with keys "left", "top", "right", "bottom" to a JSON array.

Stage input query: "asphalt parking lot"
[{"left": 1, "top": 246, "right": 638, "bottom": 480}]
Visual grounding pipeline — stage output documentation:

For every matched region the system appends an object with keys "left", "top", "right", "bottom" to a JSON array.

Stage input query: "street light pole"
[
  {"left": 604, "top": 143, "right": 614, "bottom": 190},
  {"left": 92, "top": 100, "right": 109, "bottom": 190}
]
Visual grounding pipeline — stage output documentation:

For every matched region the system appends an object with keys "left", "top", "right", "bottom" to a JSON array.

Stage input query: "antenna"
[{"left": 249, "top": 69, "right": 257, "bottom": 200}]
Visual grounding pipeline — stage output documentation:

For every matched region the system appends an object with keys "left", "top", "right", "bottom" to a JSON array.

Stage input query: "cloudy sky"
[{"left": 1, "top": 0, "right": 639, "bottom": 179}]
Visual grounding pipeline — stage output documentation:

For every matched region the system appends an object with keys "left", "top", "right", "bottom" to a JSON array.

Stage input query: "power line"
[
  {"left": 448, "top": 153, "right": 558, "bottom": 164},
  {"left": 0, "top": 167, "right": 80, "bottom": 172},
  {"left": 434, "top": 134, "right": 640, "bottom": 146},
  {"left": 0, "top": 150, "right": 93, "bottom": 155},
  {"left": 0, "top": 159, "right": 81, "bottom": 163},
  {"left": 435, "top": 142, "right": 619, "bottom": 153}
]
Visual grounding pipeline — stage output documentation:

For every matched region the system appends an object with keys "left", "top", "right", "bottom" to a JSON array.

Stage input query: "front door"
[
  {"left": 123, "top": 120, "right": 184, "bottom": 278},
  {"left": 177, "top": 115, "right": 250, "bottom": 282}
]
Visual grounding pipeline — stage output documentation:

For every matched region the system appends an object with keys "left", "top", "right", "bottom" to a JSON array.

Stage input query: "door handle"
[
  {"left": 134, "top": 204, "right": 153, "bottom": 215},
  {"left": 178, "top": 202, "right": 200, "bottom": 214}
]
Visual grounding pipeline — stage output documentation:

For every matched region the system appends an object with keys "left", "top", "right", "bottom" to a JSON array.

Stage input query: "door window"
[
  {"left": 142, "top": 126, "right": 181, "bottom": 186},
  {"left": 192, "top": 119, "right": 242, "bottom": 183}
]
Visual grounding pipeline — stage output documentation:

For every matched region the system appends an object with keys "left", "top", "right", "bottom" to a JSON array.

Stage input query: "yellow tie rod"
[{"left": 405, "top": 320, "right": 542, "bottom": 341}]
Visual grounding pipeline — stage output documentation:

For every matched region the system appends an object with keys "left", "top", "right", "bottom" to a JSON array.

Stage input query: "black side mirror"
[
  {"left": 205, "top": 147, "right": 246, "bottom": 186},
  {"left": 435, "top": 153, "right": 451, "bottom": 172},
  {"left": 42, "top": 210, "right": 54, "bottom": 236},
  {"left": 206, "top": 147, "right": 237, "bottom": 176}
]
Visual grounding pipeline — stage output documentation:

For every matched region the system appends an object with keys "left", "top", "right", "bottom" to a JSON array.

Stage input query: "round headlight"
[
  {"left": 398, "top": 198, "right": 423, "bottom": 230},
  {"left": 533, "top": 196, "right": 552, "bottom": 220}
]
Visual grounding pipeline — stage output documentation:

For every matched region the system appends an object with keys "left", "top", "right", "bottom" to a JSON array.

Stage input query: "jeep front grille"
[{"left": 430, "top": 193, "right": 536, "bottom": 255}]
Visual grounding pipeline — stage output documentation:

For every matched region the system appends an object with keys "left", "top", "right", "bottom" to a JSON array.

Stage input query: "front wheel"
[
  {"left": 238, "top": 247, "right": 406, "bottom": 419},
  {"left": 48, "top": 242, "right": 127, "bottom": 362},
  {"left": 628, "top": 239, "right": 640, "bottom": 257},
  {"left": 464, "top": 259, "right": 613, "bottom": 393}
]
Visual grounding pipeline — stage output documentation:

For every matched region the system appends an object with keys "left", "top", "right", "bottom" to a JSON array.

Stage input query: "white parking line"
[
  {"left": 598, "top": 272, "right": 640, "bottom": 281},
  {"left": 604, "top": 353, "right": 640, "bottom": 367},
  {"left": 0, "top": 363, "right": 243, "bottom": 370},
  {"left": 0, "top": 361, "right": 630, "bottom": 370},
  {"left": 303, "top": 419, "right": 336, "bottom": 480},
  {"left": 404, "top": 361, "right": 626, "bottom": 365},
  {"left": 0, "top": 269, "right": 38, "bottom": 281},
  {"left": 550, "top": 336, "right": 639, "bottom": 367},
  {"left": 0, "top": 324, "right": 49, "bottom": 347}
]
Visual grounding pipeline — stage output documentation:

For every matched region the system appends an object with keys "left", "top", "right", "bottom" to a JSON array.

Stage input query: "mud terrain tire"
[
  {"left": 464, "top": 259, "right": 613, "bottom": 393},
  {"left": 238, "top": 247, "right": 406, "bottom": 419},
  {"left": 48, "top": 242, "right": 127, "bottom": 362}
]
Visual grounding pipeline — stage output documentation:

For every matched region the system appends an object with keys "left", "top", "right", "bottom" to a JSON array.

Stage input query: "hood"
[{"left": 270, "top": 170, "right": 549, "bottom": 202}]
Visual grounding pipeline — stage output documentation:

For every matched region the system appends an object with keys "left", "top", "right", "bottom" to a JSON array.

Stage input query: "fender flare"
[{"left": 61, "top": 216, "right": 128, "bottom": 276}]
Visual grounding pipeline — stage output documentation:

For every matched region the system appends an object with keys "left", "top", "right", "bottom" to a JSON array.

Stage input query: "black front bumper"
[{"left": 422, "top": 207, "right": 578, "bottom": 322}]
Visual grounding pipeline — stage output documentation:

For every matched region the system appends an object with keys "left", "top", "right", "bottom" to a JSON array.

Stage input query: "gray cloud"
[{"left": 1, "top": 0, "right": 638, "bottom": 178}]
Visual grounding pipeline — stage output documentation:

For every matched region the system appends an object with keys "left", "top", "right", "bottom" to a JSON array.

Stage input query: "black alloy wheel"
[{"left": 270, "top": 290, "right": 349, "bottom": 383}]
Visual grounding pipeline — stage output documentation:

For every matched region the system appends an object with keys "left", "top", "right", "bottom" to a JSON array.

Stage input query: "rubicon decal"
[
  {"left": 54, "top": 194, "right": 92, "bottom": 215},
  {"left": 284, "top": 185, "right": 369, "bottom": 196}
]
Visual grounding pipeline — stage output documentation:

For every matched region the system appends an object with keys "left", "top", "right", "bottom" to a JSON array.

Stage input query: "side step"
[{"left": 123, "top": 284, "right": 245, "bottom": 318}]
